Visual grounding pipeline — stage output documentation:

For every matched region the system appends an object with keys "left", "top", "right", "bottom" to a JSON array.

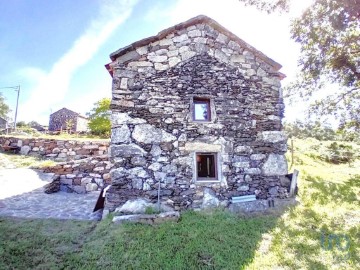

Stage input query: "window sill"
[
  {"left": 192, "top": 120, "right": 212, "bottom": 123},
  {"left": 195, "top": 180, "right": 221, "bottom": 184}
]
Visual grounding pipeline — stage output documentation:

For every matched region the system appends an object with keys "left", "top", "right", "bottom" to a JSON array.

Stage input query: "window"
[
  {"left": 193, "top": 98, "right": 211, "bottom": 121},
  {"left": 196, "top": 153, "right": 218, "bottom": 181}
]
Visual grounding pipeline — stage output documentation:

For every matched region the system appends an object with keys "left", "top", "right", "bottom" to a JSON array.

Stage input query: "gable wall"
[
  {"left": 49, "top": 108, "right": 80, "bottom": 132},
  {"left": 107, "top": 23, "right": 288, "bottom": 211}
]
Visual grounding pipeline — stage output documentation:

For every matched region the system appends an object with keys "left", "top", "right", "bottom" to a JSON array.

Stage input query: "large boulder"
[
  {"left": 20, "top": 145, "right": 31, "bottom": 155},
  {"left": 112, "top": 211, "right": 180, "bottom": 224},
  {"left": 115, "top": 198, "right": 153, "bottom": 214},
  {"left": 115, "top": 198, "right": 174, "bottom": 214},
  {"left": 44, "top": 175, "right": 60, "bottom": 194}
]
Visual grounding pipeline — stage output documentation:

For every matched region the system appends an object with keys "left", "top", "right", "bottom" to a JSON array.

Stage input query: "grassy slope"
[
  {"left": 247, "top": 138, "right": 360, "bottom": 269},
  {"left": 0, "top": 138, "right": 359, "bottom": 269}
]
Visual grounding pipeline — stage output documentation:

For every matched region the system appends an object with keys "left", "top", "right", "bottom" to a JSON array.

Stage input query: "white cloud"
[{"left": 20, "top": 0, "right": 138, "bottom": 124}]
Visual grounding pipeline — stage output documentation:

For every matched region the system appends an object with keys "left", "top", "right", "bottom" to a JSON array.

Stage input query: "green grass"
[
  {"left": 0, "top": 219, "right": 97, "bottom": 269},
  {"left": 0, "top": 212, "right": 277, "bottom": 270},
  {"left": 246, "top": 138, "right": 360, "bottom": 269},
  {"left": 0, "top": 152, "right": 57, "bottom": 169},
  {"left": 0, "top": 138, "right": 359, "bottom": 269}
]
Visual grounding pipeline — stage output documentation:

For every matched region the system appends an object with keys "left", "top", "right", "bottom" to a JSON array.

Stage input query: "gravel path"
[{"left": 0, "top": 154, "right": 102, "bottom": 220}]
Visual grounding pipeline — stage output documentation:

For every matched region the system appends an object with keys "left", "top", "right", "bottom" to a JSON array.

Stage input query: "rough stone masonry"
[{"left": 105, "top": 15, "right": 289, "bottom": 211}]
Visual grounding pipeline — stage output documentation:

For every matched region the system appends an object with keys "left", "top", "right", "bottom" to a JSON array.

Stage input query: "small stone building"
[
  {"left": 49, "top": 108, "right": 89, "bottom": 132},
  {"left": 105, "top": 15, "right": 288, "bottom": 211},
  {"left": 0, "top": 116, "right": 8, "bottom": 129}
]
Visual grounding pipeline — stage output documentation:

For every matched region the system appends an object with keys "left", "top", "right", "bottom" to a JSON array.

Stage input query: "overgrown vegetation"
[
  {"left": 239, "top": 0, "right": 360, "bottom": 128},
  {"left": 288, "top": 137, "right": 359, "bottom": 167},
  {"left": 325, "top": 142, "right": 355, "bottom": 164},
  {"left": 87, "top": 98, "right": 111, "bottom": 138},
  {"left": 0, "top": 138, "right": 359, "bottom": 269},
  {"left": 285, "top": 120, "right": 360, "bottom": 142},
  {"left": 0, "top": 92, "right": 10, "bottom": 119}
]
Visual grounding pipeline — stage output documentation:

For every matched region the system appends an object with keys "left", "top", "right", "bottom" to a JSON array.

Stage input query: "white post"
[{"left": 289, "top": 169, "right": 299, "bottom": 197}]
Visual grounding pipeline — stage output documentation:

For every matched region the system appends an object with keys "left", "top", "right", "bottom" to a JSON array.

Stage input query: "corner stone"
[
  {"left": 262, "top": 154, "right": 288, "bottom": 176},
  {"left": 132, "top": 124, "right": 176, "bottom": 144},
  {"left": 111, "top": 125, "right": 131, "bottom": 144},
  {"left": 258, "top": 131, "right": 287, "bottom": 143}
]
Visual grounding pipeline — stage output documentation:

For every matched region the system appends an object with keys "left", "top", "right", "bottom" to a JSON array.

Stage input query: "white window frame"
[
  {"left": 189, "top": 96, "right": 216, "bottom": 123},
  {"left": 193, "top": 152, "right": 221, "bottom": 183}
]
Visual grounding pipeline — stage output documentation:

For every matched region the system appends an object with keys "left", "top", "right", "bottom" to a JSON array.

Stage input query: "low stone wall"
[
  {"left": 0, "top": 137, "right": 109, "bottom": 161},
  {"left": 43, "top": 156, "right": 114, "bottom": 193}
]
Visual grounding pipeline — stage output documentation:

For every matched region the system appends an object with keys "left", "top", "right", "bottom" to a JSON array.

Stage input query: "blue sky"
[{"left": 0, "top": 0, "right": 311, "bottom": 125}]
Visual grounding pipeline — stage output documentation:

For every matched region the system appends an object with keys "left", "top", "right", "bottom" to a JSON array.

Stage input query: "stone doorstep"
[
  {"left": 228, "top": 198, "right": 298, "bottom": 214},
  {"left": 112, "top": 211, "right": 180, "bottom": 225}
]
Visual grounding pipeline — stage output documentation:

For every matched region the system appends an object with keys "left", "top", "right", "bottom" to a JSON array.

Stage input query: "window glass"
[
  {"left": 193, "top": 98, "right": 210, "bottom": 121},
  {"left": 196, "top": 153, "right": 217, "bottom": 180}
]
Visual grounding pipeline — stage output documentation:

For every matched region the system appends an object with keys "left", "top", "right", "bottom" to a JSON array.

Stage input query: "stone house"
[
  {"left": 105, "top": 15, "right": 288, "bottom": 211},
  {"left": 0, "top": 116, "right": 8, "bottom": 129},
  {"left": 49, "top": 108, "right": 89, "bottom": 132}
]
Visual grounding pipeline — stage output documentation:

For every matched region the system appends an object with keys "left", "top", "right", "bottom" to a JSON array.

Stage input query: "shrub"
[{"left": 325, "top": 142, "right": 355, "bottom": 164}]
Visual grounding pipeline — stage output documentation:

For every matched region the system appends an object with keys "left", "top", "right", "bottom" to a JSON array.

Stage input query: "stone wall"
[
  {"left": 44, "top": 156, "right": 113, "bottom": 193},
  {"left": 0, "top": 137, "right": 109, "bottom": 162},
  {"left": 106, "top": 16, "right": 289, "bottom": 211}
]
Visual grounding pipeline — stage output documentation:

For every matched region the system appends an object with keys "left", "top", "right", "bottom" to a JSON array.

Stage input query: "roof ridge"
[{"left": 109, "top": 15, "right": 281, "bottom": 71}]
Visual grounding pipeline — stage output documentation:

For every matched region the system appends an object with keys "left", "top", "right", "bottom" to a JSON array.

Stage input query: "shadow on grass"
[
  {"left": 306, "top": 174, "right": 360, "bottom": 205},
  {"left": 65, "top": 210, "right": 280, "bottom": 269},
  {"left": 266, "top": 174, "right": 360, "bottom": 269}
]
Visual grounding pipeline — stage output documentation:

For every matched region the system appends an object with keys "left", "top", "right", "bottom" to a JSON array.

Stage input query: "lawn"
[{"left": 0, "top": 138, "right": 359, "bottom": 269}]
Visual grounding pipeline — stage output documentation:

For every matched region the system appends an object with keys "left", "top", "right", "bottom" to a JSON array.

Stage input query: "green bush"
[
  {"left": 87, "top": 98, "right": 111, "bottom": 137},
  {"left": 324, "top": 142, "right": 355, "bottom": 164}
]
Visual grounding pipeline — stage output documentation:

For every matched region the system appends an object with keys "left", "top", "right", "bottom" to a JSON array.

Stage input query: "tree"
[
  {"left": 28, "top": 121, "right": 41, "bottom": 127},
  {"left": 87, "top": 98, "right": 111, "bottom": 137},
  {"left": 16, "top": 121, "right": 28, "bottom": 128},
  {"left": 239, "top": 0, "right": 360, "bottom": 126},
  {"left": 65, "top": 119, "right": 74, "bottom": 134},
  {"left": 0, "top": 93, "right": 10, "bottom": 119},
  {"left": 284, "top": 120, "right": 337, "bottom": 140}
]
